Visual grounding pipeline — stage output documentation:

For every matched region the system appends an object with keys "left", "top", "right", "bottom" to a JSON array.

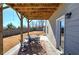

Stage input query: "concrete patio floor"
[
  {"left": 40, "top": 36, "right": 61, "bottom": 55},
  {"left": 4, "top": 36, "right": 61, "bottom": 55}
]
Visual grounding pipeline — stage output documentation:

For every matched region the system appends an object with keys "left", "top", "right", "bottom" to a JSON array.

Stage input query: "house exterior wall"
[
  {"left": 46, "top": 4, "right": 65, "bottom": 48},
  {"left": 64, "top": 3, "right": 79, "bottom": 55},
  {"left": 56, "top": 18, "right": 61, "bottom": 49},
  {"left": 46, "top": 20, "right": 57, "bottom": 47},
  {"left": 47, "top": 4, "right": 79, "bottom": 54}
]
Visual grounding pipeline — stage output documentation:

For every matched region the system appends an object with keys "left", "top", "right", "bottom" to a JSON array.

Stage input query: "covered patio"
[{"left": 0, "top": 3, "right": 64, "bottom": 55}]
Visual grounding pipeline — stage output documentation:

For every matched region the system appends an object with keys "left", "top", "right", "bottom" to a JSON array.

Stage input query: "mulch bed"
[{"left": 18, "top": 39, "right": 47, "bottom": 55}]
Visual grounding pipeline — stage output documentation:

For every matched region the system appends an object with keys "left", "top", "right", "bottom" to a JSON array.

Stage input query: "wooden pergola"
[
  {"left": 5, "top": 3, "right": 62, "bottom": 43},
  {"left": 0, "top": 3, "right": 64, "bottom": 54},
  {"left": 7, "top": 3, "right": 60, "bottom": 20}
]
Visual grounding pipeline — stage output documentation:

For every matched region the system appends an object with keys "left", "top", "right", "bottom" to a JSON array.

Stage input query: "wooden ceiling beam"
[
  {"left": 28, "top": 13, "right": 52, "bottom": 16},
  {"left": 24, "top": 13, "right": 52, "bottom": 19},
  {"left": 16, "top": 10, "right": 54, "bottom": 14},
  {"left": 15, "top": 8, "right": 56, "bottom": 12},
  {"left": 28, "top": 16, "right": 50, "bottom": 20},
  {"left": 8, "top": 3, "right": 59, "bottom": 7},
  {"left": 13, "top": 7, "right": 58, "bottom": 9},
  {"left": 24, "top": 13, "right": 52, "bottom": 17}
]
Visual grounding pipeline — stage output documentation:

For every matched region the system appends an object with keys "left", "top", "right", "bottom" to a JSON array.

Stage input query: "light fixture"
[{"left": 65, "top": 12, "right": 72, "bottom": 19}]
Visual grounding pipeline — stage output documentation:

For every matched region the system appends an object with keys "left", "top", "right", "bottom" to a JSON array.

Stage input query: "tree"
[
  {"left": 18, "top": 26, "right": 20, "bottom": 29},
  {"left": 7, "top": 23, "right": 16, "bottom": 30}
]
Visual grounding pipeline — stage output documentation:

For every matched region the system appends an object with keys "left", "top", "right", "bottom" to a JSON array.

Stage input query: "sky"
[
  {"left": 3, "top": 7, "right": 27, "bottom": 28},
  {"left": 3, "top": 4, "right": 43, "bottom": 28},
  {"left": 3, "top": 4, "right": 64, "bottom": 28}
]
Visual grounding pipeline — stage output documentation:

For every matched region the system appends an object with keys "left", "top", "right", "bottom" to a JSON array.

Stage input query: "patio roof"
[{"left": 7, "top": 3, "right": 62, "bottom": 20}]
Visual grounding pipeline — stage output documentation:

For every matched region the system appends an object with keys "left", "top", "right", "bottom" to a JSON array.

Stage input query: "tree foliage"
[{"left": 7, "top": 23, "right": 16, "bottom": 30}]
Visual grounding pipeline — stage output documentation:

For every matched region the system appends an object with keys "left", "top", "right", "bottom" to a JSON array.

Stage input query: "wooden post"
[
  {"left": 20, "top": 15, "right": 23, "bottom": 45},
  {"left": 27, "top": 19, "right": 30, "bottom": 42},
  {"left": 0, "top": 4, "right": 3, "bottom": 55},
  {"left": 27, "top": 19, "right": 30, "bottom": 36},
  {"left": 15, "top": 11, "right": 23, "bottom": 45}
]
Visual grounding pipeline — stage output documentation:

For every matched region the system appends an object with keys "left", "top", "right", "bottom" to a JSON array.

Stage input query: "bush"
[{"left": 30, "top": 27, "right": 37, "bottom": 31}]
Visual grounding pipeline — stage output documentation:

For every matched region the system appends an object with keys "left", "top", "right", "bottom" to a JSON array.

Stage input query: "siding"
[
  {"left": 46, "top": 20, "right": 56, "bottom": 47},
  {"left": 47, "top": 4, "right": 65, "bottom": 48},
  {"left": 56, "top": 19, "right": 61, "bottom": 49},
  {"left": 65, "top": 4, "right": 79, "bottom": 55}
]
